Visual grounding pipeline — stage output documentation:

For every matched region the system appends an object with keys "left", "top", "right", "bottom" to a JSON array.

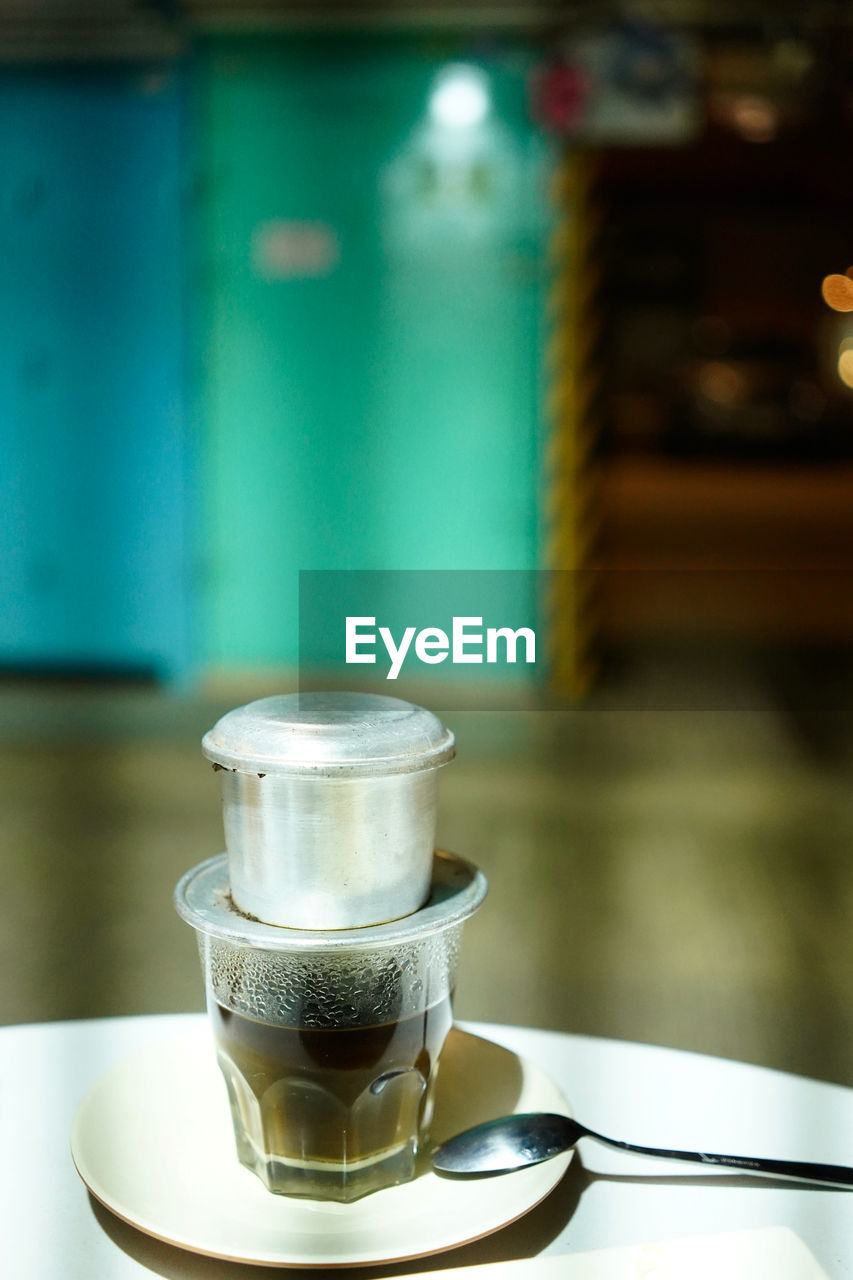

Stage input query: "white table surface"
[{"left": 1, "top": 1013, "right": 851, "bottom": 1278}]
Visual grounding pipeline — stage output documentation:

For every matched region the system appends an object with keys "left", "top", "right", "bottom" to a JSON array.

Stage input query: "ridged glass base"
[{"left": 232, "top": 1126, "right": 418, "bottom": 1202}]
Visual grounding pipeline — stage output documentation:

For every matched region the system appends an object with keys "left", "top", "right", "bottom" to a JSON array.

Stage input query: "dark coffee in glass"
[{"left": 211, "top": 996, "right": 453, "bottom": 1201}]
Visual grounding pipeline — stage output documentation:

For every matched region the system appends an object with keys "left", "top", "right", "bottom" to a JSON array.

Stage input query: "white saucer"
[{"left": 71, "top": 1022, "right": 572, "bottom": 1268}]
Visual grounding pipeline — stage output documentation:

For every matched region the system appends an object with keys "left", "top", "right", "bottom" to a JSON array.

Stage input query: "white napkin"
[{"left": 409, "top": 1227, "right": 830, "bottom": 1279}]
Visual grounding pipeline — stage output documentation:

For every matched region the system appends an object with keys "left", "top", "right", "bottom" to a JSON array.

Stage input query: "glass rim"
[{"left": 175, "top": 850, "right": 487, "bottom": 952}]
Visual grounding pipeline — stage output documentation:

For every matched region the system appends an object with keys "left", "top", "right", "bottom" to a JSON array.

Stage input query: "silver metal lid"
[
  {"left": 175, "top": 850, "right": 487, "bottom": 951},
  {"left": 202, "top": 691, "right": 455, "bottom": 778}
]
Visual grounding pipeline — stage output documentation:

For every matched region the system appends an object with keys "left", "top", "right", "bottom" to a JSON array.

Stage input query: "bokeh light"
[
  {"left": 837, "top": 341, "right": 853, "bottom": 388},
  {"left": 822, "top": 273, "right": 853, "bottom": 312},
  {"left": 429, "top": 65, "right": 490, "bottom": 128}
]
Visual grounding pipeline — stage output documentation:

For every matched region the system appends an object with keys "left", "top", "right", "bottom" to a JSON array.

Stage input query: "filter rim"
[{"left": 175, "top": 850, "right": 487, "bottom": 951}]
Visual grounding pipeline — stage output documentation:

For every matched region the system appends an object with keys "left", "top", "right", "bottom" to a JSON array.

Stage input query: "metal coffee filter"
[{"left": 202, "top": 692, "right": 456, "bottom": 929}]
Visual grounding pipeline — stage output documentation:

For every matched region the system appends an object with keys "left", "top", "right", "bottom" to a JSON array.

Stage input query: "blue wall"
[{"left": 0, "top": 66, "right": 191, "bottom": 678}]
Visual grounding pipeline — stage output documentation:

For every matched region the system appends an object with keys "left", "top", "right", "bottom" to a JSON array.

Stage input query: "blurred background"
[{"left": 3, "top": 0, "right": 853, "bottom": 1087}]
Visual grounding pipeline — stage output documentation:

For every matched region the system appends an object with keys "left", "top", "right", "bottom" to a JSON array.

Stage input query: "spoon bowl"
[{"left": 433, "top": 1113, "right": 581, "bottom": 1174}]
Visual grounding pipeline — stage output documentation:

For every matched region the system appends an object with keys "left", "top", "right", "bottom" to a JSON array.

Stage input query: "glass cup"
[{"left": 175, "top": 850, "right": 486, "bottom": 1203}]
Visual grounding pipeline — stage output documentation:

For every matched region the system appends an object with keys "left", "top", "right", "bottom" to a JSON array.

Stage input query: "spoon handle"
[{"left": 581, "top": 1125, "right": 853, "bottom": 1189}]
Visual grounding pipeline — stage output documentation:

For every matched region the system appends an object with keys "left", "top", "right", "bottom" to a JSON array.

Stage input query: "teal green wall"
[{"left": 194, "top": 37, "right": 552, "bottom": 668}]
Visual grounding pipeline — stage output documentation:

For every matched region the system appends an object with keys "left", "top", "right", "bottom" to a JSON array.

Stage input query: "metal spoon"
[{"left": 431, "top": 1112, "right": 853, "bottom": 1189}]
